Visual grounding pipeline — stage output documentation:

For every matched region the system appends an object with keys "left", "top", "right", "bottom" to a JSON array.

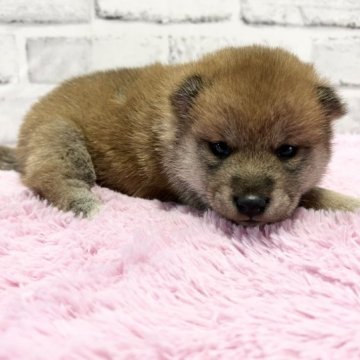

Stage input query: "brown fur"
[
  {"left": 0, "top": 146, "right": 17, "bottom": 170},
  {"left": 1, "top": 46, "right": 359, "bottom": 223}
]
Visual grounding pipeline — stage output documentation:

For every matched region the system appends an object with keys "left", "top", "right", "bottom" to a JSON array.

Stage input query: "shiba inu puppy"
[{"left": 1, "top": 46, "right": 359, "bottom": 224}]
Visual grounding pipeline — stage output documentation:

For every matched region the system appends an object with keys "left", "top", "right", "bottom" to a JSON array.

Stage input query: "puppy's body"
[
  {"left": 18, "top": 67, "right": 177, "bottom": 202},
  {"left": 1, "top": 46, "right": 359, "bottom": 223}
]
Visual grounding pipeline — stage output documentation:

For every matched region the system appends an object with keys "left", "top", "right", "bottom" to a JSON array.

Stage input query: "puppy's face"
[{"left": 170, "top": 47, "right": 345, "bottom": 224}]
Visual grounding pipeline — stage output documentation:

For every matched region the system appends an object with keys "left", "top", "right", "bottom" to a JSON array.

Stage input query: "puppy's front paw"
[
  {"left": 300, "top": 187, "right": 360, "bottom": 212},
  {"left": 346, "top": 197, "right": 360, "bottom": 212},
  {"left": 68, "top": 194, "right": 101, "bottom": 218}
]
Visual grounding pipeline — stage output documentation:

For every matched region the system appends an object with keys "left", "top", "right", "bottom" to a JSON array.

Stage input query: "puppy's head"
[{"left": 169, "top": 46, "right": 345, "bottom": 225}]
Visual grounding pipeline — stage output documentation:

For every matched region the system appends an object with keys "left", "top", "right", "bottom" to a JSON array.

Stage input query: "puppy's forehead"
[
  {"left": 192, "top": 82, "right": 326, "bottom": 147},
  {"left": 191, "top": 51, "right": 330, "bottom": 146}
]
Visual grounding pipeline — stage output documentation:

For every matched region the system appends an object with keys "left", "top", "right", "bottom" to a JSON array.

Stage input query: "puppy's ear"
[
  {"left": 171, "top": 74, "right": 204, "bottom": 119},
  {"left": 317, "top": 85, "right": 346, "bottom": 120}
]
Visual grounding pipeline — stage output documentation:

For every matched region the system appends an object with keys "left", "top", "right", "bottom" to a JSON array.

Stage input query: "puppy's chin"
[{"left": 219, "top": 206, "right": 297, "bottom": 226}]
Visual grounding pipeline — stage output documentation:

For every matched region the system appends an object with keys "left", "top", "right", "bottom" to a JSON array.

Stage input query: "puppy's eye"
[
  {"left": 208, "top": 141, "right": 232, "bottom": 159},
  {"left": 276, "top": 144, "right": 298, "bottom": 160}
]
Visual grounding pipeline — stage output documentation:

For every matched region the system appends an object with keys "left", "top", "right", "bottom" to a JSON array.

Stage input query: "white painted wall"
[{"left": 0, "top": 0, "right": 360, "bottom": 144}]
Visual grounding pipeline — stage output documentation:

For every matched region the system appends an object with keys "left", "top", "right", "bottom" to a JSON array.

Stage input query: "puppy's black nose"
[{"left": 234, "top": 195, "right": 269, "bottom": 218}]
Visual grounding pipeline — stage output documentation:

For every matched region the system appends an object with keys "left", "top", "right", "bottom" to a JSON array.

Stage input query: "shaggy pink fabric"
[{"left": 1, "top": 134, "right": 360, "bottom": 359}]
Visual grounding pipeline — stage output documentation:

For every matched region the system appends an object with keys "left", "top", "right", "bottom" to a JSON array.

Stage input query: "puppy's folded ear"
[
  {"left": 317, "top": 85, "right": 346, "bottom": 120},
  {"left": 171, "top": 75, "right": 204, "bottom": 119}
]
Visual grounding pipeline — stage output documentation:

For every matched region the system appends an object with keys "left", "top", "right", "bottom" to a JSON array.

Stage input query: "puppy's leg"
[
  {"left": 0, "top": 146, "right": 18, "bottom": 170},
  {"left": 300, "top": 187, "right": 360, "bottom": 212},
  {"left": 18, "top": 119, "right": 100, "bottom": 217}
]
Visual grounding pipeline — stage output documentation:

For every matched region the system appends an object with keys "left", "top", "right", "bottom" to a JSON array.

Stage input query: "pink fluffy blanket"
[{"left": 1, "top": 135, "right": 360, "bottom": 359}]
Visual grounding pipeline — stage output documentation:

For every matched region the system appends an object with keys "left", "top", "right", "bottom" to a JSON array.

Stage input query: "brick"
[
  {"left": 27, "top": 38, "right": 91, "bottom": 83},
  {"left": 96, "top": 0, "right": 236, "bottom": 23},
  {"left": 312, "top": 37, "right": 360, "bottom": 86},
  {"left": 91, "top": 36, "right": 169, "bottom": 70},
  {"left": 0, "top": 35, "right": 17, "bottom": 84},
  {"left": 241, "top": 0, "right": 360, "bottom": 28},
  {"left": 169, "top": 33, "right": 311, "bottom": 64},
  {"left": 27, "top": 35, "right": 170, "bottom": 84},
  {"left": 0, "top": 0, "right": 91, "bottom": 23}
]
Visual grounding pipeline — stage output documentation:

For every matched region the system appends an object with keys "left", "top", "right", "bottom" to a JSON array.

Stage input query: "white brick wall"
[
  {"left": 0, "top": 0, "right": 91, "bottom": 23},
  {"left": 96, "top": 0, "right": 237, "bottom": 23},
  {"left": 91, "top": 35, "right": 169, "bottom": 70},
  {"left": 0, "top": 35, "right": 17, "bottom": 83},
  {"left": 27, "top": 38, "right": 92, "bottom": 83},
  {"left": 0, "top": 0, "right": 360, "bottom": 144},
  {"left": 242, "top": 0, "right": 360, "bottom": 28},
  {"left": 313, "top": 37, "right": 360, "bottom": 86}
]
